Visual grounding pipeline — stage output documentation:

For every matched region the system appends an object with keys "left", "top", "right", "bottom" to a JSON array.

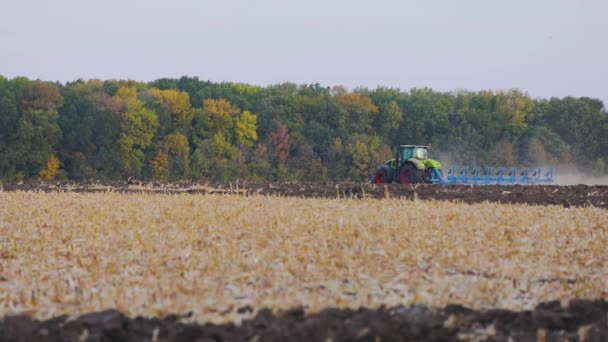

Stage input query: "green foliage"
[
  {"left": 494, "top": 89, "right": 535, "bottom": 136},
  {"left": 0, "top": 76, "right": 19, "bottom": 178},
  {"left": 58, "top": 80, "right": 121, "bottom": 179},
  {"left": 345, "top": 135, "right": 391, "bottom": 181},
  {"left": 117, "top": 92, "right": 159, "bottom": 177},
  {"left": 0, "top": 78, "right": 64, "bottom": 179},
  {"left": 376, "top": 101, "right": 403, "bottom": 140},
  {"left": 13, "top": 109, "right": 62, "bottom": 178},
  {"left": 0, "top": 75, "right": 607, "bottom": 181},
  {"left": 151, "top": 133, "right": 190, "bottom": 180},
  {"left": 210, "top": 132, "right": 232, "bottom": 159},
  {"left": 189, "top": 148, "right": 209, "bottom": 180},
  {"left": 347, "top": 139, "right": 370, "bottom": 181}
]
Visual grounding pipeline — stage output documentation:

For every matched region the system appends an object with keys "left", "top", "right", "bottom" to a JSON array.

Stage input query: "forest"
[{"left": 0, "top": 75, "right": 606, "bottom": 182}]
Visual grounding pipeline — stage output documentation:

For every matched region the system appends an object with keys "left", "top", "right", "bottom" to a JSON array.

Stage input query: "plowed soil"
[
  {"left": 2, "top": 300, "right": 607, "bottom": 341},
  {"left": 2, "top": 180, "right": 607, "bottom": 208}
]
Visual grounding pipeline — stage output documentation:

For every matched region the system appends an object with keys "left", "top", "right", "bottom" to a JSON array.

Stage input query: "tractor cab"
[{"left": 398, "top": 145, "right": 428, "bottom": 163}]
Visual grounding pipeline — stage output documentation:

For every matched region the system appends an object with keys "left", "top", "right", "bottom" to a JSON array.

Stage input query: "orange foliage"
[
  {"left": 17, "top": 81, "right": 63, "bottom": 111},
  {"left": 38, "top": 156, "right": 61, "bottom": 180},
  {"left": 336, "top": 93, "right": 379, "bottom": 114},
  {"left": 270, "top": 124, "right": 289, "bottom": 162}
]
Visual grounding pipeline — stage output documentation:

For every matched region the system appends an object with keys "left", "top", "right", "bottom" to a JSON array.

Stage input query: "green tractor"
[{"left": 372, "top": 145, "right": 442, "bottom": 184}]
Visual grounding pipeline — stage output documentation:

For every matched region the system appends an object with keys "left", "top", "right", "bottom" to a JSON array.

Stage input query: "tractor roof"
[{"left": 400, "top": 145, "right": 429, "bottom": 148}]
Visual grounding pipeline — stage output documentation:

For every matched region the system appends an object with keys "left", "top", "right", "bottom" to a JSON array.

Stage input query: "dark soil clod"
[{"left": 2, "top": 300, "right": 608, "bottom": 341}]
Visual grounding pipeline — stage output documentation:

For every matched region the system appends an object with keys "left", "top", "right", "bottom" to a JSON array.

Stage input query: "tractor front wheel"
[
  {"left": 372, "top": 165, "right": 393, "bottom": 184},
  {"left": 398, "top": 163, "right": 423, "bottom": 184}
]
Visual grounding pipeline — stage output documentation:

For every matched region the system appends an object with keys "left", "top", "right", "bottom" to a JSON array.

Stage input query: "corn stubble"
[{"left": 0, "top": 192, "right": 606, "bottom": 324}]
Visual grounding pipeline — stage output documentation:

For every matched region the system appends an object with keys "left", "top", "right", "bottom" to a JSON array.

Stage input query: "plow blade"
[{"left": 430, "top": 166, "right": 554, "bottom": 185}]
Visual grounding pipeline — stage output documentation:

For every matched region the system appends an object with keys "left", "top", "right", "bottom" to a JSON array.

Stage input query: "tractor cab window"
[{"left": 414, "top": 148, "right": 427, "bottom": 159}]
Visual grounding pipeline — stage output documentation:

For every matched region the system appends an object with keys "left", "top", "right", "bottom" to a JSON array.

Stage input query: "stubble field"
[{"left": 1, "top": 189, "right": 607, "bottom": 340}]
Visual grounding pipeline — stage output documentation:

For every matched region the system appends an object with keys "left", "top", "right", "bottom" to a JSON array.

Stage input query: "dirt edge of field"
[
  {"left": 1, "top": 180, "right": 607, "bottom": 209},
  {"left": 2, "top": 300, "right": 607, "bottom": 341}
]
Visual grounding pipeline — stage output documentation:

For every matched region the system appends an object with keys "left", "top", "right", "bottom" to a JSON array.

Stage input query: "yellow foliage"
[
  {"left": 233, "top": 83, "right": 260, "bottom": 96},
  {"left": 150, "top": 151, "right": 169, "bottom": 180},
  {"left": 202, "top": 98, "right": 241, "bottom": 140},
  {"left": 202, "top": 98, "right": 239, "bottom": 118},
  {"left": 38, "top": 156, "right": 61, "bottom": 180},
  {"left": 163, "top": 132, "right": 189, "bottom": 154},
  {"left": 235, "top": 110, "right": 258, "bottom": 147},
  {"left": 115, "top": 86, "right": 138, "bottom": 101},
  {"left": 494, "top": 89, "right": 534, "bottom": 130},
  {"left": 148, "top": 89, "right": 191, "bottom": 127},
  {"left": 73, "top": 79, "right": 104, "bottom": 93}
]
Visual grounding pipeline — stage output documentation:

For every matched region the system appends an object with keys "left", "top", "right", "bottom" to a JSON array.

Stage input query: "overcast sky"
[{"left": 1, "top": 0, "right": 606, "bottom": 105}]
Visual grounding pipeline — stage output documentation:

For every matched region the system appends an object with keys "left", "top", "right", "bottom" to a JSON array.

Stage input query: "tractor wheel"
[
  {"left": 398, "top": 163, "right": 423, "bottom": 184},
  {"left": 372, "top": 165, "right": 393, "bottom": 184}
]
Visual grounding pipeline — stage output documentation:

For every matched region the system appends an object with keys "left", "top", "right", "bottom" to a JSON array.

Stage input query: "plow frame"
[{"left": 429, "top": 166, "right": 554, "bottom": 185}]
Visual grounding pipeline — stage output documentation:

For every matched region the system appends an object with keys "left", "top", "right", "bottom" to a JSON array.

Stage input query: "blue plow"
[{"left": 429, "top": 166, "right": 554, "bottom": 185}]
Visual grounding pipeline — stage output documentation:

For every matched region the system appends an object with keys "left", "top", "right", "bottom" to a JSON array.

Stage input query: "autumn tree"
[
  {"left": 39, "top": 155, "right": 61, "bottom": 180},
  {"left": 1, "top": 75, "right": 607, "bottom": 181},
  {"left": 203, "top": 98, "right": 240, "bottom": 140},
  {"left": 246, "top": 143, "right": 273, "bottom": 181},
  {"left": 326, "top": 137, "right": 347, "bottom": 180},
  {"left": 189, "top": 148, "right": 209, "bottom": 180},
  {"left": 494, "top": 89, "right": 535, "bottom": 137},
  {"left": 151, "top": 133, "right": 190, "bottom": 180},
  {"left": 205, "top": 131, "right": 239, "bottom": 181},
  {"left": 235, "top": 110, "right": 258, "bottom": 147},
  {"left": 347, "top": 139, "right": 370, "bottom": 181},
  {"left": 189, "top": 107, "right": 212, "bottom": 146},
  {"left": 146, "top": 88, "right": 192, "bottom": 133},
  {"left": 345, "top": 135, "right": 391, "bottom": 181},
  {"left": 116, "top": 87, "right": 159, "bottom": 177},
  {"left": 270, "top": 124, "right": 289, "bottom": 162},
  {"left": 336, "top": 92, "right": 379, "bottom": 134}
]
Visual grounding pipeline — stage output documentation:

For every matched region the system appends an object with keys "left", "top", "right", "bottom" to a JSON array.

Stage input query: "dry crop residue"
[{"left": 0, "top": 192, "right": 606, "bottom": 325}]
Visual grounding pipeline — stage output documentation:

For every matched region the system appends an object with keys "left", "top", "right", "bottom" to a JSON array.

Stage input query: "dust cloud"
[{"left": 552, "top": 172, "right": 608, "bottom": 186}]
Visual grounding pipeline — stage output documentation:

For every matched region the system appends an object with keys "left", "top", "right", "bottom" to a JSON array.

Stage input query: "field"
[{"left": 1, "top": 184, "right": 607, "bottom": 340}]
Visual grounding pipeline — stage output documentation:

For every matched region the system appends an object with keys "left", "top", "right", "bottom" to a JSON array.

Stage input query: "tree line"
[{"left": 0, "top": 75, "right": 606, "bottom": 182}]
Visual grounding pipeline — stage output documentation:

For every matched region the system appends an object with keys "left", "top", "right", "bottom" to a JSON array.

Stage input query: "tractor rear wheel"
[
  {"left": 372, "top": 165, "right": 393, "bottom": 184},
  {"left": 398, "top": 163, "right": 423, "bottom": 184}
]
